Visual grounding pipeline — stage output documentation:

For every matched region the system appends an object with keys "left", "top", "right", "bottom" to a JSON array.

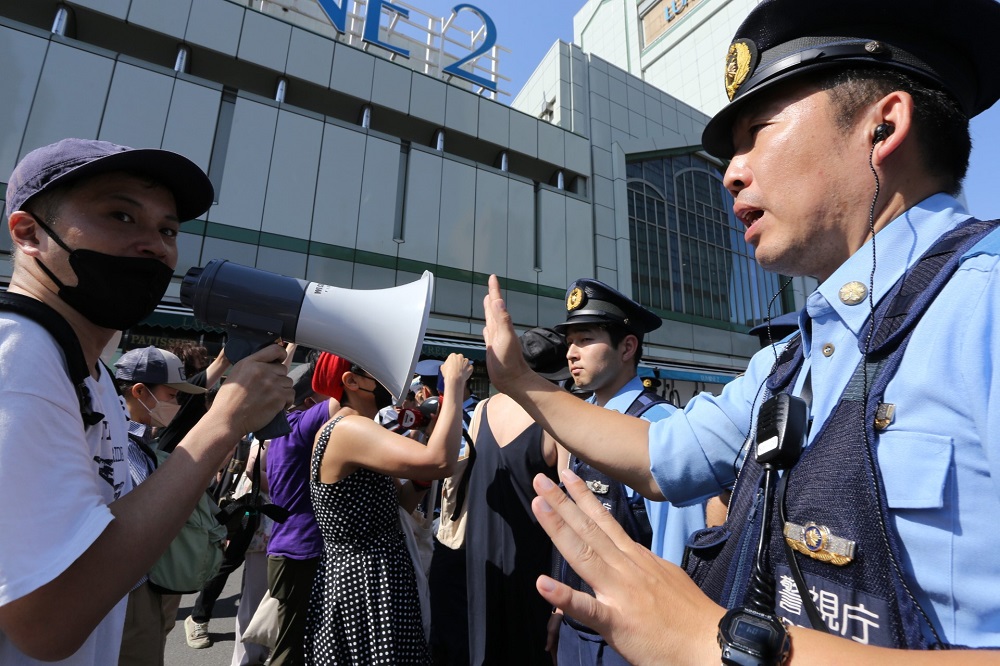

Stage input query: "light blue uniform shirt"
[
  {"left": 601, "top": 376, "right": 705, "bottom": 565},
  {"left": 649, "top": 194, "right": 1000, "bottom": 647}
]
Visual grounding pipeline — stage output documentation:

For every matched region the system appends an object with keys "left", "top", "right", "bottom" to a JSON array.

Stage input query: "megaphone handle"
[
  {"left": 223, "top": 335, "right": 265, "bottom": 365},
  {"left": 254, "top": 411, "right": 293, "bottom": 440},
  {"left": 223, "top": 331, "right": 293, "bottom": 442}
]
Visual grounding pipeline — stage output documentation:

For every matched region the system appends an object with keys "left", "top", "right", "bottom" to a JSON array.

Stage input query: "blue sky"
[{"left": 411, "top": 0, "right": 999, "bottom": 219}]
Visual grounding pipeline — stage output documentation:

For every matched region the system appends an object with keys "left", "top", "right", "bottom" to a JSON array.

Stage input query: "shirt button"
[{"left": 822, "top": 343, "right": 835, "bottom": 357}]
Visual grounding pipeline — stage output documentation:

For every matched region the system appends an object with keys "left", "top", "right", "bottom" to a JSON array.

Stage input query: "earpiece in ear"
[{"left": 873, "top": 123, "right": 894, "bottom": 144}]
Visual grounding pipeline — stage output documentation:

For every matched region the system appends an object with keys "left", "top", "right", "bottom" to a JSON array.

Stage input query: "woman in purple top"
[{"left": 265, "top": 352, "right": 351, "bottom": 666}]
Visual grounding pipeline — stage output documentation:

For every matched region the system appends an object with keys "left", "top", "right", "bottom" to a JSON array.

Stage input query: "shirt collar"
[
  {"left": 601, "top": 376, "right": 647, "bottom": 412},
  {"left": 127, "top": 419, "right": 151, "bottom": 442},
  {"left": 807, "top": 194, "right": 970, "bottom": 337}
]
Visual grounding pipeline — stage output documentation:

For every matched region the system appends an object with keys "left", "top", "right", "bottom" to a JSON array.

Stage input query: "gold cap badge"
[
  {"left": 725, "top": 39, "right": 757, "bottom": 101},
  {"left": 567, "top": 287, "right": 584, "bottom": 311}
]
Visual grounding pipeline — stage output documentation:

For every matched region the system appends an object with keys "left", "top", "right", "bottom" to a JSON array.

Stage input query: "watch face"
[
  {"left": 718, "top": 607, "right": 790, "bottom": 666},
  {"left": 733, "top": 617, "right": 778, "bottom": 644}
]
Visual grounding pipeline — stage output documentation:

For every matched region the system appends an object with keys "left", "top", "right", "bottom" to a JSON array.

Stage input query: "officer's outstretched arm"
[{"left": 483, "top": 275, "right": 662, "bottom": 499}]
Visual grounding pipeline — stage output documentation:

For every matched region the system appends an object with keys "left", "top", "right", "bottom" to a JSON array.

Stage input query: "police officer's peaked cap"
[
  {"left": 701, "top": 0, "right": 1000, "bottom": 159},
  {"left": 554, "top": 278, "right": 662, "bottom": 337}
]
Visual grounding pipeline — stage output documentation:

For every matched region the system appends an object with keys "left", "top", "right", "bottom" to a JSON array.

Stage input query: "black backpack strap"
[
  {"left": 450, "top": 398, "right": 480, "bottom": 521},
  {"left": 216, "top": 437, "right": 290, "bottom": 526},
  {"left": 0, "top": 292, "right": 103, "bottom": 426}
]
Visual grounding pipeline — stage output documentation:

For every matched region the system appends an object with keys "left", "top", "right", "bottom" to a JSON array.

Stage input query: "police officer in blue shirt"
[
  {"left": 549, "top": 278, "right": 707, "bottom": 664},
  {"left": 481, "top": 0, "right": 1000, "bottom": 663}
]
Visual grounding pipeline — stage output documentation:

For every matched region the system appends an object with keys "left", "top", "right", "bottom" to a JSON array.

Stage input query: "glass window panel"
[{"left": 626, "top": 154, "right": 790, "bottom": 325}]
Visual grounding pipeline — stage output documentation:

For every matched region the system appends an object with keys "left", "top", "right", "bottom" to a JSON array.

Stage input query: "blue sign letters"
[
  {"left": 362, "top": 0, "right": 410, "bottom": 57},
  {"left": 315, "top": 0, "right": 498, "bottom": 92},
  {"left": 665, "top": 0, "right": 689, "bottom": 21}
]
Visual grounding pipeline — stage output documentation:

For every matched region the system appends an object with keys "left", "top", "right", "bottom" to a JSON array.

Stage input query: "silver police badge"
[{"left": 586, "top": 479, "right": 610, "bottom": 495}]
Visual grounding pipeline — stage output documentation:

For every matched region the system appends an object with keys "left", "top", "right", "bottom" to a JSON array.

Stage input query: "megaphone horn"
[
  {"left": 180, "top": 259, "right": 433, "bottom": 439},
  {"left": 294, "top": 276, "right": 432, "bottom": 402}
]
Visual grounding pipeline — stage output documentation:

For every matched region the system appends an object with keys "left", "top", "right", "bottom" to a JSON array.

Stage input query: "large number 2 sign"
[
  {"left": 316, "top": 0, "right": 498, "bottom": 93},
  {"left": 441, "top": 4, "right": 498, "bottom": 92}
]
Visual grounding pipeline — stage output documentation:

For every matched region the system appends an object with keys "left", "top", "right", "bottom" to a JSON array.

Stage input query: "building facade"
[
  {"left": 572, "top": 0, "right": 758, "bottom": 116},
  {"left": 0, "top": 0, "right": 790, "bottom": 404}
]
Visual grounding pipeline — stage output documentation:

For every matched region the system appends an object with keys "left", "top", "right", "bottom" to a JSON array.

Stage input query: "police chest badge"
[
  {"left": 567, "top": 287, "right": 585, "bottom": 311},
  {"left": 725, "top": 39, "right": 758, "bottom": 101},
  {"left": 586, "top": 479, "right": 610, "bottom": 494},
  {"left": 783, "top": 521, "right": 856, "bottom": 566}
]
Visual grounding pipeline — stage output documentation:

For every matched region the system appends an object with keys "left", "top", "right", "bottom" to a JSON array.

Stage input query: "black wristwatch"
[{"left": 717, "top": 607, "right": 790, "bottom": 666}]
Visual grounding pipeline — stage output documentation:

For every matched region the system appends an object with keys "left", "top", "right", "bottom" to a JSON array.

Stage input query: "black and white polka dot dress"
[{"left": 304, "top": 416, "right": 431, "bottom": 665}]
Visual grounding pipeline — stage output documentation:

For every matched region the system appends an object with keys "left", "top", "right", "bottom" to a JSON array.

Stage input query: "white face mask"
[{"left": 140, "top": 391, "right": 181, "bottom": 428}]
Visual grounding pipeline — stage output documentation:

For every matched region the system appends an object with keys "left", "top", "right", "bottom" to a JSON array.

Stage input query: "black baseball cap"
[
  {"left": 554, "top": 278, "right": 662, "bottom": 337},
  {"left": 520, "top": 328, "right": 571, "bottom": 382},
  {"left": 701, "top": 0, "right": 1000, "bottom": 159},
  {"left": 5, "top": 138, "right": 214, "bottom": 221}
]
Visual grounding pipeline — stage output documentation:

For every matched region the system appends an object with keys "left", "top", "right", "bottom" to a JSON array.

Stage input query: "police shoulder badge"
[
  {"left": 567, "top": 287, "right": 585, "bottom": 311},
  {"left": 725, "top": 39, "right": 757, "bottom": 101}
]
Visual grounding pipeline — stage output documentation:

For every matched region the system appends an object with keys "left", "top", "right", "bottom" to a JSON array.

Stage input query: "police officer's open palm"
[{"left": 483, "top": 274, "right": 532, "bottom": 394}]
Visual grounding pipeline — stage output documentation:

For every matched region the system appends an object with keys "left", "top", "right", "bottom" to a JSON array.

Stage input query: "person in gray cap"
[
  {"left": 483, "top": 0, "right": 1000, "bottom": 662},
  {"left": 0, "top": 139, "right": 293, "bottom": 665},
  {"left": 112, "top": 346, "right": 207, "bottom": 666},
  {"left": 548, "top": 279, "right": 704, "bottom": 665}
]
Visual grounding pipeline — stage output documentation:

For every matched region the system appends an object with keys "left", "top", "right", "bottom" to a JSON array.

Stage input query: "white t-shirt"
[{"left": 0, "top": 314, "right": 131, "bottom": 665}]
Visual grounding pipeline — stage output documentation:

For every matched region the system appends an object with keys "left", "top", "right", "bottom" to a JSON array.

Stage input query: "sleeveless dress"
[
  {"left": 304, "top": 416, "right": 431, "bottom": 665},
  {"left": 464, "top": 400, "right": 560, "bottom": 665}
]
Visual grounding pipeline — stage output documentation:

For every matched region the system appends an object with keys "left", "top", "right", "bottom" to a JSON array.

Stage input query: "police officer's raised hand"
[{"left": 483, "top": 274, "right": 535, "bottom": 394}]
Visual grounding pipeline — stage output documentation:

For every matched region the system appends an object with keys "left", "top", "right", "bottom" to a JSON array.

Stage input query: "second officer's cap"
[{"left": 554, "top": 278, "right": 661, "bottom": 337}]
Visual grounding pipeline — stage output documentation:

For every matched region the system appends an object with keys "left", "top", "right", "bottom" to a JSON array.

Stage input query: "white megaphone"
[{"left": 180, "top": 259, "right": 433, "bottom": 440}]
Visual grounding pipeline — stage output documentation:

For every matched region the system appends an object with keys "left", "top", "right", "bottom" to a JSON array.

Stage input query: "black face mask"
[
  {"left": 32, "top": 215, "right": 173, "bottom": 330},
  {"left": 359, "top": 375, "right": 395, "bottom": 410}
]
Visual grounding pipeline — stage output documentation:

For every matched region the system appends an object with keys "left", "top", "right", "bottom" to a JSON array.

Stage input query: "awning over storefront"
[
  {"left": 140, "top": 305, "right": 224, "bottom": 333},
  {"left": 638, "top": 365, "right": 737, "bottom": 386},
  {"left": 421, "top": 335, "right": 487, "bottom": 361}
]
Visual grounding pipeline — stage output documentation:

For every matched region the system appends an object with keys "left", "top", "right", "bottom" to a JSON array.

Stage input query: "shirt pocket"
[{"left": 877, "top": 433, "right": 953, "bottom": 509}]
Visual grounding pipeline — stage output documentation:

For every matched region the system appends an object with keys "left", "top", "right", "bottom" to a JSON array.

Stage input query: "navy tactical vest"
[
  {"left": 683, "top": 218, "right": 1000, "bottom": 649},
  {"left": 559, "top": 389, "right": 666, "bottom": 632}
]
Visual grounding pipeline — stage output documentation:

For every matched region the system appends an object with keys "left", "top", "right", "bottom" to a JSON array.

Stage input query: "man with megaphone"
[{"left": 0, "top": 138, "right": 294, "bottom": 664}]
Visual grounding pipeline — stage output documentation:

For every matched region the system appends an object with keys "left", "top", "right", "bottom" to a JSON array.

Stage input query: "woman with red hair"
[{"left": 304, "top": 353, "right": 472, "bottom": 665}]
